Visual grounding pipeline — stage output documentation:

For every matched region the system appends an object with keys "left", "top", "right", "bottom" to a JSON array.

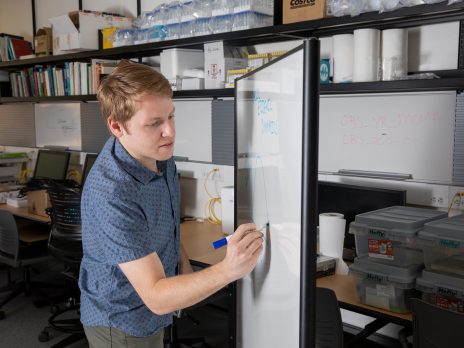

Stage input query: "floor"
[{"left": 0, "top": 263, "right": 403, "bottom": 348}]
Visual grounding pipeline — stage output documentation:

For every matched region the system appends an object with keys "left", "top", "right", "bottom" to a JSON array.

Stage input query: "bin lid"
[
  {"left": 352, "top": 206, "right": 448, "bottom": 237},
  {"left": 416, "top": 269, "right": 464, "bottom": 294},
  {"left": 349, "top": 256, "right": 423, "bottom": 285},
  {"left": 419, "top": 214, "right": 464, "bottom": 243}
]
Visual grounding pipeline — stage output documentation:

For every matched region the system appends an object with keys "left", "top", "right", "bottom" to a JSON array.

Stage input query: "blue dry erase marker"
[
  {"left": 212, "top": 223, "right": 268, "bottom": 249},
  {"left": 212, "top": 235, "right": 232, "bottom": 249}
]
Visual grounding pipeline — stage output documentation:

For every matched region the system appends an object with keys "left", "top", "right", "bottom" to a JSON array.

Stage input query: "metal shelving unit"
[{"left": 0, "top": 1, "right": 463, "bottom": 102}]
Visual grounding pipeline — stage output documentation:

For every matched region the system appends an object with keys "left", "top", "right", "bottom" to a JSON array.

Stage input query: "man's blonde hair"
[{"left": 97, "top": 60, "right": 173, "bottom": 129}]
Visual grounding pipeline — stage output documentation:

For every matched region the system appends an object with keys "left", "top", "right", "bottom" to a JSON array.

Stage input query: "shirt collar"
[{"left": 113, "top": 137, "right": 166, "bottom": 184}]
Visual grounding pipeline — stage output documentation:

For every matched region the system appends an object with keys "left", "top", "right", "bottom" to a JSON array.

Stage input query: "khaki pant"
[{"left": 84, "top": 325, "right": 164, "bottom": 348}]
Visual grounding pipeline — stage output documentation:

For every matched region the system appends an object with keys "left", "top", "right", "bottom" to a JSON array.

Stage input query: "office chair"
[
  {"left": 37, "top": 184, "right": 86, "bottom": 348},
  {"left": 0, "top": 210, "right": 53, "bottom": 319},
  {"left": 411, "top": 298, "right": 464, "bottom": 348},
  {"left": 316, "top": 287, "right": 344, "bottom": 348}
]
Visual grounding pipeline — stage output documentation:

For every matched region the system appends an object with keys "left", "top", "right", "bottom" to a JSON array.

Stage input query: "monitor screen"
[
  {"left": 318, "top": 181, "right": 406, "bottom": 261},
  {"left": 82, "top": 153, "right": 97, "bottom": 185},
  {"left": 33, "top": 150, "right": 70, "bottom": 180}
]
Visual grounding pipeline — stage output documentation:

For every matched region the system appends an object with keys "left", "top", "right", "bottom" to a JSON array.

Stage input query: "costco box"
[
  {"left": 283, "top": 0, "right": 327, "bottom": 24},
  {"left": 34, "top": 27, "right": 52, "bottom": 55},
  {"left": 204, "top": 41, "right": 247, "bottom": 89},
  {"left": 49, "top": 11, "right": 132, "bottom": 55},
  {"left": 27, "top": 190, "right": 51, "bottom": 217}
]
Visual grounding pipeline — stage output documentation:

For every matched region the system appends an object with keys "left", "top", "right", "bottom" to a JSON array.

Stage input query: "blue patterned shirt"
[{"left": 79, "top": 137, "right": 180, "bottom": 337}]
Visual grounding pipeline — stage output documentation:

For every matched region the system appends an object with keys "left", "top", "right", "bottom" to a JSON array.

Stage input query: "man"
[{"left": 79, "top": 60, "right": 263, "bottom": 347}]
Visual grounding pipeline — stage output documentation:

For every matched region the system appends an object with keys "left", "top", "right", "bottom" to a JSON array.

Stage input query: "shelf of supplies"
[
  {"left": 0, "top": 89, "right": 235, "bottom": 103},
  {"left": 1, "top": 2, "right": 463, "bottom": 70},
  {"left": 320, "top": 77, "right": 464, "bottom": 94},
  {"left": 2, "top": 77, "right": 464, "bottom": 103}
]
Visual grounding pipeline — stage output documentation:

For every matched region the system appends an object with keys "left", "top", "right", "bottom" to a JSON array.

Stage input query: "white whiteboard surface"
[
  {"left": 173, "top": 100, "right": 212, "bottom": 162},
  {"left": 319, "top": 92, "right": 456, "bottom": 183},
  {"left": 236, "top": 48, "right": 303, "bottom": 348},
  {"left": 35, "top": 103, "right": 82, "bottom": 150}
]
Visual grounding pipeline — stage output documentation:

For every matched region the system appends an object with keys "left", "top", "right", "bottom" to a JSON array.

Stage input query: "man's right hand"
[{"left": 219, "top": 223, "right": 264, "bottom": 282}]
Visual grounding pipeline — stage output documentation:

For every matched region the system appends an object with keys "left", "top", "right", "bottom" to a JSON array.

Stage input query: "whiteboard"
[
  {"left": 319, "top": 92, "right": 456, "bottom": 183},
  {"left": 236, "top": 48, "right": 303, "bottom": 348},
  {"left": 173, "top": 100, "right": 212, "bottom": 162},
  {"left": 35, "top": 103, "right": 82, "bottom": 150}
]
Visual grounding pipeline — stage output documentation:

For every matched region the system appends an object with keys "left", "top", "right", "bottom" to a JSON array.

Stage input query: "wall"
[{"left": 0, "top": 0, "right": 33, "bottom": 41}]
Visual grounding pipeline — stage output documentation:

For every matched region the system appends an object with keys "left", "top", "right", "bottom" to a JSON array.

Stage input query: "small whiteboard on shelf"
[
  {"left": 35, "top": 103, "right": 82, "bottom": 150},
  {"left": 319, "top": 91, "right": 456, "bottom": 183}
]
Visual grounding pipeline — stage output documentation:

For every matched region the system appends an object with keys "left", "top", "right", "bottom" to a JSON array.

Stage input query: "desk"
[
  {"left": 180, "top": 220, "right": 226, "bottom": 266},
  {"left": 317, "top": 274, "right": 412, "bottom": 325},
  {"left": 0, "top": 203, "right": 50, "bottom": 223}
]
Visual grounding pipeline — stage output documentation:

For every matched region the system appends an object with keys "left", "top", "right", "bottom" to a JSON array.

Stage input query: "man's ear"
[{"left": 107, "top": 117, "right": 126, "bottom": 138}]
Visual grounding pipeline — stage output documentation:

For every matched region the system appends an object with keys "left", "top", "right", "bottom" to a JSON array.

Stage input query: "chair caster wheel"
[
  {"left": 50, "top": 305, "right": 60, "bottom": 314},
  {"left": 38, "top": 330, "right": 51, "bottom": 342},
  {"left": 0, "top": 311, "right": 5, "bottom": 320}
]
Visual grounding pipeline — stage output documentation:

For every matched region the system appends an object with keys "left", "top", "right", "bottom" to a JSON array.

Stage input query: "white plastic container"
[
  {"left": 416, "top": 269, "right": 464, "bottom": 313},
  {"left": 418, "top": 214, "right": 464, "bottom": 277},
  {"left": 160, "top": 48, "right": 204, "bottom": 79},
  {"left": 349, "top": 206, "right": 447, "bottom": 266},
  {"left": 350, "top": 256, "right": 423, "bottom": 313}
]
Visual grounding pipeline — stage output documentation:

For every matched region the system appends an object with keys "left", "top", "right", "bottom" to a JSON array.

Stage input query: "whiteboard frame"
[{"left": 233, "top": 39, "right": 320, "bottom": 348}]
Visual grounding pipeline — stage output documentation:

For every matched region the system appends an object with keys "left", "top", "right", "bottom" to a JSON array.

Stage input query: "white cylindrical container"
[
  {"left": 353, "top": 28, "right": 381, "bottom": 82},
  {"left": 382, "top": 28, "right": 408, "bottom": 80},
  {"left": 319, "top": 212, "right": 349, "bottom": 274},
  {"left": 332, "top": 34, "right": 354, "bottom": 83}
]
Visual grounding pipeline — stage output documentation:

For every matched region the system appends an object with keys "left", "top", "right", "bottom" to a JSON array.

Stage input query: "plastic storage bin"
[
  {"left": 349, "top": 206, "right": 447, "bottom": 266},
  {"left": 160, "top": 48, "right": 204, "bottom": 79},
  {"left": 416, "top": 269, "right": 464, "bottom": 313},
  {"left": 350, "top": 256, "right": 423, "bottom": 313},
  {"left": 418, "top": 214, "right": 464, "bottom": 277}
]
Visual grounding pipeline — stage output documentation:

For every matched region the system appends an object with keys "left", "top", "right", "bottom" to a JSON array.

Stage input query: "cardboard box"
[
  {"left": 34, "top": 27, "right": 52, "bottom": 55},
  {"left": 49, "top": 11, "right": 132, "bottom": 55},
  {"left": 282, "top": 0, "right": 326, "bottom": 24},
  {"left": 204, "top": 41, "right": 247, "bottom": 89},
  {"left": 27, "top": 190, "right": 51, "bottom": 217}
]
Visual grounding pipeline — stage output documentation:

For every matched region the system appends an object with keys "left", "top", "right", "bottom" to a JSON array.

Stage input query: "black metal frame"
[
  {"left": 3, "top": 2, "right": 464, "bottom": 103},
  {"left": 300, "top": 38, "right": 320, "bottom": 348}
]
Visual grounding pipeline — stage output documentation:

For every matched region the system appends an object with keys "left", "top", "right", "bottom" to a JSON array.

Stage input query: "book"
[{"left": 8, "top": 37, "right": 33, "bottom": 60}]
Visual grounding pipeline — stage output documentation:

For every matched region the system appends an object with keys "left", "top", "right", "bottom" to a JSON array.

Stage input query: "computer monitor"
[
  {"left": 81, "top": 153, "right": 98, "bottom": 185},
  {"left": 33, "top": 150, "right": 70, "bottom": 180},
  {"left": 318, "top": 181, "right": 407, "bottom": 261}
]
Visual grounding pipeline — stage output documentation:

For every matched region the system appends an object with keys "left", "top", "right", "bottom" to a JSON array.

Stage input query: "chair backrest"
[
  {"left": 0, "top": 211, "right": 19, "bottom": 264},
  {"left": 412, "top": 298, "right": 464, "bottom": 348},
  {"left": 316, "top": 287, "right": 344, "bottom": 348},
  {"left": 47, "top": 185, "right": 83, "bottom": 265}
]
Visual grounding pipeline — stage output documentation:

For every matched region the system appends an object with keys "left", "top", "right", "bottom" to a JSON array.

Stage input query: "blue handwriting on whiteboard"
[{"left": 254, "top": 94, "right": 278, "bottom": 135}]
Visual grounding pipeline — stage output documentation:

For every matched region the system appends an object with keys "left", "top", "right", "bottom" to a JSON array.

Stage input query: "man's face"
[{"left": 115, "top": 94, "right": 176, "bottom": 171}]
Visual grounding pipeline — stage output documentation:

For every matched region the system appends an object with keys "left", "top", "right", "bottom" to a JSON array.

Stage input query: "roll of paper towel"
[
  {"left": 332, "top": 34, "right": 354, "bottom": 83},
  {"left": 382, "top": 28, "right": 408, "bottom": 80},
  {"left": 353, "top": 28, "right": 380, "bottom": 82},
  {"left": 319, "top": 213, "right": 349, "bottom": 275}
]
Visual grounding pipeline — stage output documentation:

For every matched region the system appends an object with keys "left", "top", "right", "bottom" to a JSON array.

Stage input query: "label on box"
[
  {"left": 376, "top": 284, "right": 395, "bottom": 298},
  {"left": 438, "top": 239, "right": 461, "bottom": 249},
  {"left": 368, "top": 239, "right": 394, "bottom": 260},
  {"left": 434, "top": 294, "right": 464, "bottom": 313},
  {"left": 365, "top": 286, "right": 389, "bottom": 309}
]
